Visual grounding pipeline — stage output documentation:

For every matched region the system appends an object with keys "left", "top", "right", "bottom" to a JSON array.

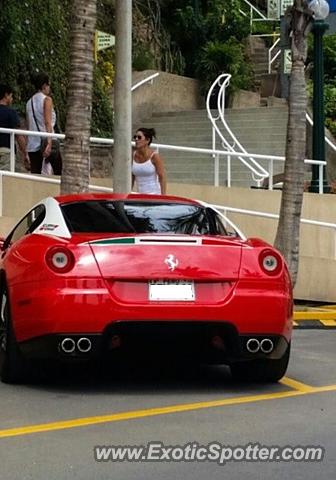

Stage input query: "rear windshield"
[{"left": 61, "top": 200, "right": 229, "bottom": 235}]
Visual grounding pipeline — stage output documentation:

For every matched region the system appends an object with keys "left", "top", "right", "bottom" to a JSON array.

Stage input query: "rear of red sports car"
[{"left": 0, "top": 194, "right": 293, "bottom": 383}]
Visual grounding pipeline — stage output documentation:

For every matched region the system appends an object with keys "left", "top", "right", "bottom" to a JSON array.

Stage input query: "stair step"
[
  {"left": 250, "top": 54, "right": 268, "bottom": 61},
  {"left": 140, "top": 102, "right": 289, "bottom": 188},
  {"left": 146, "top": 113, "right": 288, "bottom": 123}
]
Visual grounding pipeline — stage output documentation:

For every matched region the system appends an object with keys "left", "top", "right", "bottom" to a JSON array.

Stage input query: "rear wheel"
[
  {"left": 0, "top": 287, "right": 27, "bottom": 384},
  {"left": 230, "top": 342, "right": 291, "bottom": 383}
]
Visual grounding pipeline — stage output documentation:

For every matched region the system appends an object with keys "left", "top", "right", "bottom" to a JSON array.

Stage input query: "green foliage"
[
  {"left": 155, "top": 0, "right": 252, "bottom": 96},
  {"left": 307, "top": 35, "right": 336, "bottom": 138},
  {"left": 323, "top": 35, "right": 336, "bottom": 84},
  {"left": 97, "top": 0, "right": 115, "bottom": 34},
  {"left": 91, "top": 68, "right": 114, "bottom": 138},
  {"left": 251, "top": 21, "right": 280, "bottom": 48},
  {"left": 0, "top": 0, "right": 70, "bottom": 124},
  {"left": 324, "top": 83, "right": 336, "bottom": 137},
  {"left": 204, "top": 0, "right": 250, "bottom": 43},
  {"left": 197, "top": 39, "right": 254, "bottom": 95},
  {"left": 91, "top": 44, "right": 115, "bottom": 138},
  {"left": 96, "top": 47, "right": 115, "bottom": 90},
  {"left": 132, "top": 45, "right": 156, "bottom": 71},
  {"left": 132, "top": 0, "right": 185, "bottom": 74},
  {"left": 0, "top": 0, "right": 113, "bottom": 136},
  {"left": 168, "top": 5, "right": 207, "bottom": 76},
  {"left": 0, "top": 0, "right": 273, "bottom": 138}
]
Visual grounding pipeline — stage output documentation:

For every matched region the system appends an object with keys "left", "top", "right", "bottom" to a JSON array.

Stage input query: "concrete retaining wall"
[
  {"left": 130, "top": 70, "right": 204, "bottom": 127},
  {"left": 168, "top": 183, "right": 336, "bottom": 303}
]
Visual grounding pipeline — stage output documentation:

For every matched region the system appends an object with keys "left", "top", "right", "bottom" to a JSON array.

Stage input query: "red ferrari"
[{"left": 0, "top": 193, "right": 292, "bottom": 383}]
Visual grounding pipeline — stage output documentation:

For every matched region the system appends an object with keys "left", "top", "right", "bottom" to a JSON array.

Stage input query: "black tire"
[
  {"left": 0, "top": 287, "right": 27, "bottom": 384},
  {"left": 230, "top": 342, "right": 291, "bottom": 383}
]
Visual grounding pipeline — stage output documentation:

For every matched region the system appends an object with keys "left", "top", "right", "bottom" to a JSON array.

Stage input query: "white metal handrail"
[
  {"left": 241, "top": 0, "right": 267, "bottom": 30},
  {"left": 268, "top": 37, "right": 281, "bottom": 73},
  {"left": 240, "top": 0, "right": 282, "bottom": 37},
  {"left": 0, "top": 127, "right": 326, "bottom": 193},
  {"left": 0, "top": 170, "right": 114, "bottom": 217},
  {"left": 241, "top": 0, "right": 282, "bottom": 72},
  {"left": 210, "top": 203, "right": 336, "bottom": 259},
  {"left": 1, "top": 170, "right": 334, "bottom": 257},
  {"left": 206, "top": 73, "right": 269, "bottom": 187},
  {"left": 306, "top": 113, "right": 336, "bottom": 153},
  {"left": 131, "top": 72, "right": 160, "bottom": 92}
]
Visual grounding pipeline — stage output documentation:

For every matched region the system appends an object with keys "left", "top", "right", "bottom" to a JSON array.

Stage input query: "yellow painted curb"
[{"left": 294, "top": 311, "right": 336, "bottom": 320}]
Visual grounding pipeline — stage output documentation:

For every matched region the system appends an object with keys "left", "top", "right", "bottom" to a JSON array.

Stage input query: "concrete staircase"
[
  {"left": 140, "top": 106, "right": 288, "bottom": 188},
  {"left": 249, "top": 36, "right": 270, "bottom": 91},
  {"left": 248, "top": 36, "right": 281, "bottom": 102}
]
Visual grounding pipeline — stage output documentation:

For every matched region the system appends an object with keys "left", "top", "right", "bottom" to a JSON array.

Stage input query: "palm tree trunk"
[
  {"left": 274, "top": 1, "right": 312, "bottom": 287},
  {"left": 61, "top": 0, "right": 97, "bottom": 194}
]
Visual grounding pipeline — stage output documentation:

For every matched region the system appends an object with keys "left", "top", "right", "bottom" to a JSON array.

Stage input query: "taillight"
[
  {"left": 45, "top": 246, "right": 75, "bottom": 273},
  {"left": 259, "top": 249, "right": 282, "bottom": 276}
]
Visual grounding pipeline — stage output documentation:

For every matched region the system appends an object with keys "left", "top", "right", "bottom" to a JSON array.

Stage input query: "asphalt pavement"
[{"left": 0, "top": 329, "right": 335, "bottom": 479}]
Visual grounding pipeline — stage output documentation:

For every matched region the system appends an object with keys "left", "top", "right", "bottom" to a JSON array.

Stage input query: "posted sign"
[
  {"left": 284, "top": 49, "right": 292, "bottom": 74},
  {"left": 267, "top": 0, "right": 294, "bottom": 18},
  {"left": 96, "top": 31, "right": 115, "bottom": 51},
  {"left": 280, "top": 0, "right": 294, "bottom": 15}
]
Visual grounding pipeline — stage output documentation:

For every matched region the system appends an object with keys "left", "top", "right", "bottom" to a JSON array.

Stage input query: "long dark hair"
[
  {"left": 32, "top": 72, "right": 50, "bottom": 91},
  {"left": 137, "top": 127, "right": 156, "bottom": 145}
]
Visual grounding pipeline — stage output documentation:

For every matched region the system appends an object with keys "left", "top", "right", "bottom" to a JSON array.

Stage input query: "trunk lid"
[{"left": 88, "top": 235, "right": 243, "bottom": 280}]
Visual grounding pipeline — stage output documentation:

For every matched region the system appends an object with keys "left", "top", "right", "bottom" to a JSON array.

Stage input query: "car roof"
[{"left": 54, "top": 193, "right": 202, "bottom": 206}]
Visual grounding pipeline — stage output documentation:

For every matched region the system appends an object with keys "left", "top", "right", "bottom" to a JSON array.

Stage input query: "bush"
[
  {"left": 0, "top": 0, "right": 114, "bottom": 136},
  {"left": 325, "top": 83, "right": 336, "bottom": 137},
  {"left": 197, "top": 39, "right": 254, "bottom": 96},
  {"left": 307, "top": 35, "right": 336, "bottom": 139},
  {"left": 0, "top": 0, "right": 70, "bottom": 123},
  {"left": 132, "top": 45, "right": 156, "bottom": 71},
  {"left": 91, "top": 69, "right": 114, "bottom": 138},
  {"left": 160, "top": 0, "right": 251, "bottom": 78}
]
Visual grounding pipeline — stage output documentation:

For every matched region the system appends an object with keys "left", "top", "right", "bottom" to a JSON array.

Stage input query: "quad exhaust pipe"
[
  {"left": 60, "top": 337, "right": 92, "bottom": 354},
  {"left": 60, "top": 338, "right": 76, "bottom": 354},
  {"left": 246, "top": 338, "right": 260, "bottom": 353},
  {"left": 260, "top": 338, "right": 274, "bottom": 354},
  {"left": 246, "top": 338, "right": 274, "bottom": 354},
  {"left": 77, "top": 337, "right": 92, "bottom": 353}
]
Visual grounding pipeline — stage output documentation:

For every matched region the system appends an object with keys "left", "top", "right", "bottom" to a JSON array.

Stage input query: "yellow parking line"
[
  {"left": 312, "top": 383, "right": 336, "bottom": 393},
  {"left": 280, "top": 377, "right": 314, "bottom": 392},
  {"left": 1, "top": 379, "right": 335, "bottom": 439},
  {"left": 319, "top": 320, "right": 336, "bottom": 327},
  {"left": 0, "top": 390, "right": 304, "bottom": 439}
]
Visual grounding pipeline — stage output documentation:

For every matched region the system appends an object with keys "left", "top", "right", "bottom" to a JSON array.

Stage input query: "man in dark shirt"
[{"left": 0, "top": 84, "right": 29, "bottom": 170}]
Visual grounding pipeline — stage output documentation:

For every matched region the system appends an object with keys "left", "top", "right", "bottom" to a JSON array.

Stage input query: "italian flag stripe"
[{"left": 90, "top": 238, "right": 135, "bottom": 245}]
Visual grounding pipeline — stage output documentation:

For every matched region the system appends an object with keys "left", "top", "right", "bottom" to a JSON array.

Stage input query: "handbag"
[
  {"left": 31, "top": 98, "right": 62, "bottom": 175},
  {"left": 41, "top": 158, "right": 54, "bottom": 175}
]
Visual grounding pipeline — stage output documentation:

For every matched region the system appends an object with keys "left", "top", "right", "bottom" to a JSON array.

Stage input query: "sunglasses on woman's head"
[{"left": 133, "top": 135, "right": 144, "bottom": 141}]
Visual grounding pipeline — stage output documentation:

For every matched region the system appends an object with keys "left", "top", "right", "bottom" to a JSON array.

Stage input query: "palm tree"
[
  {"left": 274, "top": 0, "right": 314, "bottom": 286},
  {"left": 60, "top": 0, "right": 97, "bottom": 194}
]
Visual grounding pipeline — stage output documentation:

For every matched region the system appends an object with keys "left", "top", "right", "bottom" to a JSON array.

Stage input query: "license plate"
[{"left": 149, "top": 280, "right": 195, "bottom": 301}]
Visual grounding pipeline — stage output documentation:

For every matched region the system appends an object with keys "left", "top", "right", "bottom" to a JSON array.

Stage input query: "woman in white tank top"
[
  {"left": 26, "top": 72, "right": 57, "bottom": 174},
  {"left": 132, "top": 127, "right": 167, "bottom": 195}
]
